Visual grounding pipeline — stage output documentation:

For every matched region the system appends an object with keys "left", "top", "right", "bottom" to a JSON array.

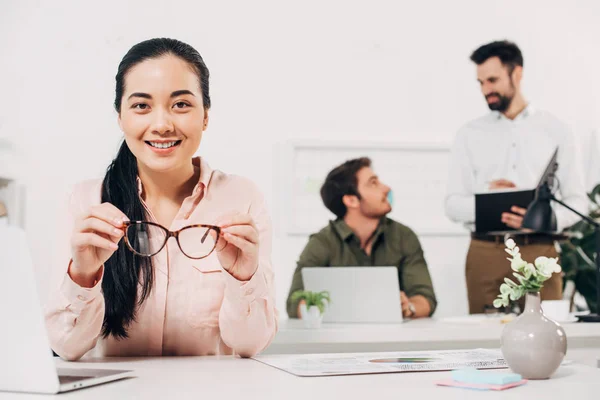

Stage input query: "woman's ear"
[
  {"left": 117, "top": 115, "right": 123, "bottom": 132},
  {"left": 203, "top": 112, "right": 209, "bottom": 131}
]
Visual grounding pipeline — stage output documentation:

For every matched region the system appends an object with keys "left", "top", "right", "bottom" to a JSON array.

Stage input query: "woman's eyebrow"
[
  {"left": 127, "top": 90, "right": 195, "bottom": 101},
  {"left": 170, "top": 89, "right": 195, "bottom": 98},
  {"left": 128, "top": 92, "right": 152, "bottom": 100}
]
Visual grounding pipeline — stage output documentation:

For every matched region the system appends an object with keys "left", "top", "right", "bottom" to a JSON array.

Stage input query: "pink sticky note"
[{"left": 436, "top": 379, "right": 528, "bottom": 391}]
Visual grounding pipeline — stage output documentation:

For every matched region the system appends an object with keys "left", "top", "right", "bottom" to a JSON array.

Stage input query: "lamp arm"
[
  {"left": 549, "top": 191, "right": 600, "bottom": 320},
  {"left": 549, "top": 195, "right": 600, "bottom": 228}
]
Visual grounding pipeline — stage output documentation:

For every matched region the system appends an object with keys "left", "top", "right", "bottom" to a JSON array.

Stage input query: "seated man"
[{"left": 286, "top": 157, "right": 437, "bottom": 319}]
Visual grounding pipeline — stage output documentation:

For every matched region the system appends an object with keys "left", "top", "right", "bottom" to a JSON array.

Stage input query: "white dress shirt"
[{"left": 445, "top": 105, "right": 588, "bottom": 232}]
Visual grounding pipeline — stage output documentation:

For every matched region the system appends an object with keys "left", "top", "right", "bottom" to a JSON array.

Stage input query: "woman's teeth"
[{"left": 148, "top": 141, "right": 179, "bottom": 149}]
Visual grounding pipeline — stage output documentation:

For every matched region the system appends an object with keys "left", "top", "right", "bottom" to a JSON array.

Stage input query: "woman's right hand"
[{"left": 70, "top": 203, "right": 129, "bottom": 287}]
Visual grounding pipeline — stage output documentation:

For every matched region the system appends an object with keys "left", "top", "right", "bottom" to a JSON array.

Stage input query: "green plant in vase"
[
  {"left": 493, "top": 239, "right": 562, "bottom": 308},
  {"left": 495, "top": 238, "right": 567, "bottom": 380}
]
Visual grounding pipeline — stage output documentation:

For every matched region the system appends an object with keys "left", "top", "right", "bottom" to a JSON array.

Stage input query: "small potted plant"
[{"left": 291, "top": 290, "right": 331, "bottom": 329}]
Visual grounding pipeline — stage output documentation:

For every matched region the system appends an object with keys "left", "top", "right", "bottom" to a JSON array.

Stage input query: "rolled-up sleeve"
[{"left": 400, "top": 229, "right": 437, "bottom": 315}]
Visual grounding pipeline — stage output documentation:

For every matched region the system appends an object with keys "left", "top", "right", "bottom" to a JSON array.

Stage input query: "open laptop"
[
  {"left": 0, "top": 226, "right": 133, "bottom": 394},
  {"left": 301, "top": 266, "right": 403, "bottom": 323}
]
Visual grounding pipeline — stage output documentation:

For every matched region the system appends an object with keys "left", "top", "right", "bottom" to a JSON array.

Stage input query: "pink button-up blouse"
[{"left": 44, "top": 157, "right": 278, "bottom": 360}]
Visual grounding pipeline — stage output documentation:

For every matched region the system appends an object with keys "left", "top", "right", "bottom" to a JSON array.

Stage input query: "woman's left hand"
[{"left": 215, "top": 213, "right": 259, "bottom": 281}]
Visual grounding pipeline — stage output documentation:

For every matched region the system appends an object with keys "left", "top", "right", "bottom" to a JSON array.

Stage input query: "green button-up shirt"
[{"left": 285, "top": 217, "right": 437, "bottom": 318}]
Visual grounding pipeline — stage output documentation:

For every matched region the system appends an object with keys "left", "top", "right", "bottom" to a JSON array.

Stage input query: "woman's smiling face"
[{"left": 118, "top": 54, "right": 208, "bottom": 173}]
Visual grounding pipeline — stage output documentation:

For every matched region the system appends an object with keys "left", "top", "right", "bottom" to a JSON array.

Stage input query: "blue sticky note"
[{"left": 451, "top": 368, "right": 522, "bottom": 385}]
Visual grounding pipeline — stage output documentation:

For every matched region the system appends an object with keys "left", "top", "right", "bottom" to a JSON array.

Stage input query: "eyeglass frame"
[{"left": 122, "top": 220, "right": 221, "bottom": 260}]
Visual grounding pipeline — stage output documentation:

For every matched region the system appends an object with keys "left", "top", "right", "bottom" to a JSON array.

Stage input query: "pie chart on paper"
[{"left": 369, "top": 357, "right": 440, "bottom": 364}]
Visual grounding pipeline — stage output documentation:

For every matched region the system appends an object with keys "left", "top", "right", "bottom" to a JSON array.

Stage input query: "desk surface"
[
  {"left": 1, "top": 350, "right": 599, "bottom": 399},
  {"left": 266, "top": 316, "right": 600, "bottom": 354}
]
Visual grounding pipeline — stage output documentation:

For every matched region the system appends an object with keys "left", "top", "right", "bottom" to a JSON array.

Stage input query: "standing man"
[
  {"left": 445, "top": 40, "right": 587, "bottom": 314},
  {"left": 286, "top": 157, "right": 437, "bottom": 319}
]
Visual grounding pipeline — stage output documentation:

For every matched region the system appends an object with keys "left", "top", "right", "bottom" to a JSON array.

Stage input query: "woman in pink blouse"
[{"left": 45, "top": 38, "right": 278, "bottom": 360}]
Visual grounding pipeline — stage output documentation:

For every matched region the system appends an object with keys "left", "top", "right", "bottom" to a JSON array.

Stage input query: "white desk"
[
  {"left": 265, "top": 317, "right": 600, "bottom": 354},
  {"left": 1, "top": 351, "right": 599, "bottom": 399}
]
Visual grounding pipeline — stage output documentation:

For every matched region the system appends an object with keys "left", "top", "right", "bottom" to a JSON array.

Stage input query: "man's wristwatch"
[{"left": 407, "top": 302, "right": 416, "bottom": 318}]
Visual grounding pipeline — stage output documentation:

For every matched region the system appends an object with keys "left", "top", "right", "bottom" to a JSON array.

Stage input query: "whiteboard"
[{"left": 284, "top": 140, "right": 465, "bottom": 236}]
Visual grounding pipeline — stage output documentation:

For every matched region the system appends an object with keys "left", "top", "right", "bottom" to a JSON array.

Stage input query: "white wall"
[{"left": 1, "top": 0, "right": 599, "bottom": 318}]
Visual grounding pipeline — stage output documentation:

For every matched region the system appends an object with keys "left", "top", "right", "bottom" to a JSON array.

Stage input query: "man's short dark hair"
[
  {"left": 320, "top": 157, "right": 371, "bottom": 219},
  {"left": 470, "top": 40, "right": 523, "bottom": 73}
]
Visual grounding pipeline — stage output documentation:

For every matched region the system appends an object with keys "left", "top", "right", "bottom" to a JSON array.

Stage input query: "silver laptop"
[
  {"left": 301, "top": 266, "right": 403, "bottom": 323},
  {"left": 0, "top": 226, "right": 133, "bottom": 394}
]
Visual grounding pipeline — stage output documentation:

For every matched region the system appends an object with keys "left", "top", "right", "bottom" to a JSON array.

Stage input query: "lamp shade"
[{"left": 522, "top": 197, "right": 557, "bottom": 232}]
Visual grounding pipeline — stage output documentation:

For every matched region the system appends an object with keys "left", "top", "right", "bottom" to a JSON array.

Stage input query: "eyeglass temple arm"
[{"left": 200, "top": 228, "right": 213, "bottom": 244}]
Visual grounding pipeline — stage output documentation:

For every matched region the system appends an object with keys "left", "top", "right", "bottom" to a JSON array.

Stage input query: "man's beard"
[
  {"left": 486, "top": 92, "right": 513, "bottom": 112},
  {"left": 359, "top": 202, "right": 391, "bottom": 219}
]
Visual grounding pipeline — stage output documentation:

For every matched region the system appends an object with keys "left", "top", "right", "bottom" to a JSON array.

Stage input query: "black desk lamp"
[{"left": 522, "top": 181, "right": 600, "bottom": 322}]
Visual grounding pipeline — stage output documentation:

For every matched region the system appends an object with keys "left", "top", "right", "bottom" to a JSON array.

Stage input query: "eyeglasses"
[{"left": 122, "top": 221, "right": 221, "bottom": 259}]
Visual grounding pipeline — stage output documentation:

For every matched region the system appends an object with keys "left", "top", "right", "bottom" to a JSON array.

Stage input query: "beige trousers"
[{"left": 465, "top": 239, "right": 563, "bottom": 314}]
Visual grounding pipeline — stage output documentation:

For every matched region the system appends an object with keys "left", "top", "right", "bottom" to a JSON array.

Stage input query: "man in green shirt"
[{"left": 286, "top": 157, "right": 437, "bottom": 319}]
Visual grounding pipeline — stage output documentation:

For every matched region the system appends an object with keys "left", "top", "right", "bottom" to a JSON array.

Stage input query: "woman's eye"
[
  {"left": 173, "top": 102, "right": 189, "bottom": 109},
  {"left": 133, "top": 103, "right": 149, "bottom": 110}
]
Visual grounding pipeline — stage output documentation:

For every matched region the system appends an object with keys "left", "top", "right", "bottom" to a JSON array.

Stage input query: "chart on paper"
[{"left": 253, "top": 349, "right": 507, "bottom": 377}]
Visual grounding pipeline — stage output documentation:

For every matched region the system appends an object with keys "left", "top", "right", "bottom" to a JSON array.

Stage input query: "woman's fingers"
[
  {"left": 78, "top": 218, "right": 124, "bottom": 241},
  {"left": 72, "top": 232, "right": 119, "bottom": 251},
  {"left": 80, "top": 203, "right": 129, "bottom": 228},
  {"left": 221, "top": 225, "right": 258, "bottom": 244},
  {"left": 74, "top": 203, "right": 127, "bottom": 248},
  {"left": 220, "top": 232, "right": 254, "bottom": 253}
]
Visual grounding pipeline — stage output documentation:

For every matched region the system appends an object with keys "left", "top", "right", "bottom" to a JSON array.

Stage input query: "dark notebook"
[
  {"left": 474, "top": 148, "right": 558, "bottom": 234},
  {"left": 475, "top": 189, "right": 535, "bottom": 233}
]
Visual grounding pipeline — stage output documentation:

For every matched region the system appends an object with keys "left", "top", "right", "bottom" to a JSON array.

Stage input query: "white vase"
[
  {"left": 300, "top": 304, "right": 323, "bottom": 329},
  {"left": 500, "top": 292, "right": 567, "bottom": 379}
]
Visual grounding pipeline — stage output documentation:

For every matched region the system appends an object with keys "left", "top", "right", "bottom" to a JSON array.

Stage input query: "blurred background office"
[{"left": 0, "top": 0, "right": 598, "bottom": 319}]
